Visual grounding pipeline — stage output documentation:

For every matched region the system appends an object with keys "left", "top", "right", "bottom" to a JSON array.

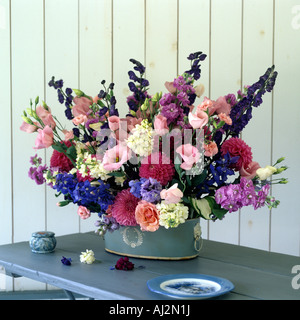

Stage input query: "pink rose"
[
  {"left": 36, "top": 105, "right": 56, "bottom": 129},
  {"left": 160, "top": 183, "right": 183, "bottom": 204},
  {"left": 135, "top": 200, "right": 160, "bottom": 232},
  {"left": 154, "top": 114, "right": 169, "bottom": 135},
  {"left": 176, "top": 143, "right": 201, "bottom": 170},
  {"left": 188, "top": 109, "right": 208, "bottom": 129},
  {"left": 34, "top": 125, "right": 54, "bottom": 149},
  {"left": 239, "top": 161, "right": 261, "bottom": 180},
  {"left": 72, "top": 114, "right": 88, "bottom": 126},
  {"left": 102, "top": 143, "right": 131, "bottom": 171},
  {"left": 72, "top": 96, "right": 92, "bottom": 117},
  {"left": 204, "top": 141, "right": 218, "bottom": 157},
  {"left": 108, "top": 116, "right": 120, "bottom": 131},
  {"left": 77, "top": 206, "right": 91, "bottom": 220}
]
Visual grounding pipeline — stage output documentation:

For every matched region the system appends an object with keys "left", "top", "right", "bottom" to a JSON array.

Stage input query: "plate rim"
[{"left": 147, "top": 273, "right": 234, "bottom": 299}]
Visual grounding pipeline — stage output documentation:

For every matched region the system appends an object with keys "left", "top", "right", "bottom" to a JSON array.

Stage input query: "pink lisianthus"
[
  {"left": 36, "top": 105, "right": 56, "bottom": 129},
  {"left": 135, "top": 200, "right": 160, "bottom": 232},
  {"left": 176, "top": 143, "right": 201, "bottom": 170},
  {"left": 210, "top": 96, "right": 231, "bottom": 116},
  {"left": 204, "top": 141, "right": 218, "bottom": 157},
  {"left": 77, "top": 206, "right": 91, "bottom": 220},
  {"left": 164, "top": 81, "right": 177, "bottom": 94},
  {"left": 188, "top": 109, "right": 208, "bottom": 129},
  {"left": 102, "top": 143, "right": 131, "bottom": 171},
  {"left": 154, "top": 114, "right": 169, "bottom": 135},
  {"left": 34, "top": 125, "right": 54, "bottom": 149},
  {"left": 62, "top": 129, "right": 74, "bottom": 140},
  {"left": 72, "top": 96, "right": 92, "bottom": 117},
  {"left": 160, "top": 183, "right": 183, "bottom": 204},
  {"left": 108, "top": 116, "right": 120, "bottom": 131},
  {"left": 20, "top": 121, "right": 38, "bottom": 133},
  {"left": 239, "top": 161, "right": 261, "bottom": 180}
]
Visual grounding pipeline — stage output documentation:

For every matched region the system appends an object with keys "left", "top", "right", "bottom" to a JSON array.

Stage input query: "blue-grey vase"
[
  {"left": 104, "top": 218, "right": 202, "bottom": 260},
  {"left": 29, "top": 231, "right": 56, "bottom": 253}
]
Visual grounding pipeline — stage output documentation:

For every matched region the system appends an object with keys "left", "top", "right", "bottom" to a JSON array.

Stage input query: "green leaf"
[
  {"left": 107, "top": 171, "right": 125, "bottom": 177},
  {"left": 52, "top": 144, "right": 65, "bottom": 153},
  {"left": 66, "top": 145, "right": 77, "bottom": 161},
  {"left": 191, "top": 169, "right": 207, "bottom": 187}
]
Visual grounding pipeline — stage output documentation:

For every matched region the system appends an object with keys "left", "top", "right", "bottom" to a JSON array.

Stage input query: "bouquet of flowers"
[{"left": 20, "top": 51, "right": 288, "bottom": 236}]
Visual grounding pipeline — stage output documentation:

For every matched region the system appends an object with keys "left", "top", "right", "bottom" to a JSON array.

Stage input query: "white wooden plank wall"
[{"left": 0, "top": 0, "right": 299, "bottom": 292}]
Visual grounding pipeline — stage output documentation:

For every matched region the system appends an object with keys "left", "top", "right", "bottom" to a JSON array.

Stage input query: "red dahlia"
[
  {"left": 221, "top": 137, "right": 252, "bottom": 171},
  {"left": 139, "top": 152, "right": 175, "bottom": 186},
  {"left": 50, "top": 140, "right": 74, "bottom": 172}
]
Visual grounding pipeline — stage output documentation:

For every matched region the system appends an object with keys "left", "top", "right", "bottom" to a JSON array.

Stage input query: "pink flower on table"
[
  {"left": 34, "top": 125, "right": 54, "bottom": 149},
  {"left": 36, "top": 105, "right": 56, "bottom": 129},
  {"left": 72, "top": 96, "right": 92, "bottom": 117},
  {"left": 154, "top": 114, "right": 169, "bottom": 135},
  {"left": 239, "top": 161, "right": 261, "bottom": 180},
  {"left": 108, "top": 116, "right": 120, "bottom": 131},
  {"left": 176, "top": 143, "right": 201, "bottom": 170},
  {"left": 102, "top": 143, "right": 131, "bottom": 171},
  {"left": 77, "top": 206, "right": 91, "bottom": 220},
  {"left": 188, "top": 109, "right": 208, "bottom": 129},
  {"left": 135, "top": 200, "right": 160, "bottom": 232},
  {"left": 204, "top": 141, "right": 218, "bottom": 157},
  {"left": 160, "top": 183, "right": 183, "bottom": 204}
]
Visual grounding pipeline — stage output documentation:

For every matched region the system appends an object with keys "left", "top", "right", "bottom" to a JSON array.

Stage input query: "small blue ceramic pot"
[{"left": 29, "top": 231, "right": 56, "bottom": 254}]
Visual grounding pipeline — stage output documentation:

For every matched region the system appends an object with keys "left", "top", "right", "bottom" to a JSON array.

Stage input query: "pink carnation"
[
  {"left": 139, "top": 152, "right": 175, "bottom": 186},
  {"left": 111, "top": 189, "right": 140, "bottom": 226},
  {"left": 221, "top": 137, "right": 253, "bottom": 171}
]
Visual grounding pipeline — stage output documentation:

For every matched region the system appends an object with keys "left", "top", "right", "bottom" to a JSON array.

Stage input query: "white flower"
[
  {"left": 256, "top": 165, "right": 277, "bottom": 180},
  {"left": 80, "top": 249, "right": 96, "bottom": 264},
  {"left": 157, "top": 202, "right": 189, "bottom": 229},
  {"left": 126, "top": 119, "right": 154, "bottom": 157}
]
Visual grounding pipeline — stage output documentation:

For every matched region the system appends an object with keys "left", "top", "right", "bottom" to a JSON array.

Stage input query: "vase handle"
[{"left": 194, "top": 222, "right": 203, "bottom": 253}]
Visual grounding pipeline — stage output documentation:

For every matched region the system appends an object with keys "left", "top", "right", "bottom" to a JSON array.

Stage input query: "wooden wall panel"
[
  {"left": 208, "top": 0, "right": 242, "bottom": 244},
  {"left": 240, "top": 0, "right": 274, "bottom": 251},
  {"left": 0, "top": 0, "right": 299, "bottom": 294},
  {"left": 272, "top": 0, "right": 300, "bottom": 256}
]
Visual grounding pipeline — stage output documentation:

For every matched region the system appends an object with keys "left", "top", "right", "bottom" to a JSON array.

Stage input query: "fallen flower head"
[
  {"left": 115, "top": 257, "right": 134, "bottom": 271},
  {"left": 80, "top": 249, "right": 96, "bottom": 264}
]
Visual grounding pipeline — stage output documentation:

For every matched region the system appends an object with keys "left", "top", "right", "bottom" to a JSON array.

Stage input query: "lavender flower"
[{"left": 140, "top": 178, "right": 162, "bottom": 203}]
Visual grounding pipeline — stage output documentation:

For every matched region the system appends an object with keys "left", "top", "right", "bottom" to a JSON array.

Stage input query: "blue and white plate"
[{"left": 147, "top": 273, "right": 234, "bottom": 299}]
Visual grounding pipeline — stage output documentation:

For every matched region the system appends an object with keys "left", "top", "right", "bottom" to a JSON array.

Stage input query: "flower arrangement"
[{"left": 20, "top": 51, "right": 288, "bottom": 236}]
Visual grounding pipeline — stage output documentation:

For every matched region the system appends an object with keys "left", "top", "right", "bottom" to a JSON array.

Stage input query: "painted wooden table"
[{"left": 0, "top": 232, "right": 299, "bottom": 300}]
